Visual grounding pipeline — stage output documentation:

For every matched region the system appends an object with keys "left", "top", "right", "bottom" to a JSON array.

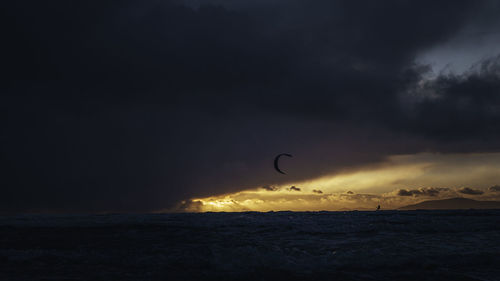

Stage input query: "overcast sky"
[{"left": 2, "top": 0, "right": 500, "bottom": 213}]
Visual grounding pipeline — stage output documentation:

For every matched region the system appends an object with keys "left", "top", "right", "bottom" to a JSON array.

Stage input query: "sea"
[{"left": 1, "top": 210, "right": 499, "bottom": 281}]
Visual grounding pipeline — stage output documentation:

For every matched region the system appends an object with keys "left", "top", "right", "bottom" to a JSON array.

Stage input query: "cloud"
[
  {"left": 458, "top": 187, "right": 484, "bottom": 195},
  {"left": 489, "top": 185, "right": 500, "bottom": 192},
  {"left": 2, "top": 0, "right": 500, "bottom": 212},
  {"left": 397, "top": 189, "right": 417, "bottom": 196},
  {"left": 174, "top": 200, "right": 204, "bottom": 213},
  {"left": 400, "top": 55, "right": 500, "bottom": 141},
  {"left": 397, "top": 187, "right": 448, "bottom": 197},
  {"left": 262, "top": 185, "right": 278, "bottom": 191},
  {"left": 288, "top": 186, "right": 301, "bottom": 192},
  {"left": 312, "top": 189, "right": 323, "bottom": 194},
  {"left": 175, "top": 184, "right": 500, "bottom": 212}
]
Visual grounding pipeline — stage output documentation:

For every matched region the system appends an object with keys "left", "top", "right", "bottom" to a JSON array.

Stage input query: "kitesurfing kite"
[{"left": 274, "top": 153, "right": 292, "bottom": 174}]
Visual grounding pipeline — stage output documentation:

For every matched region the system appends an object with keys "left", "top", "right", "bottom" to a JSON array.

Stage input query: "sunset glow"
[{"left": 184, "top": 153, "right": 500, "bottom": 212}]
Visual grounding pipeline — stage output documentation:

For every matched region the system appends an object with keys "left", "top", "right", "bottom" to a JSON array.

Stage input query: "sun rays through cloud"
[{"left": 179, "top": 152, "right": 500, "bottom": 212}]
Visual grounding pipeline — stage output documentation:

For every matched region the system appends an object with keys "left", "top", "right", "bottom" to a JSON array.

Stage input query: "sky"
[{"left": 2, "top": 0, "right": 500, "bottom": 213}]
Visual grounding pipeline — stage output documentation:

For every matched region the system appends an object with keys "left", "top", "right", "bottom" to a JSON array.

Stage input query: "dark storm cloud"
[
  {"left": 288, "top": 186, "right": 301, "bottom": 192},
  {"left": 312, "top": 189, "right": 323, "bottom": 194},
  {"left": 2, "top": 0, "right": 500, "bottom": 213},
  {"left": 458, "top": 187, "right": 484, "bottom": 195},
  {"left": 397, "top": 187, "right": 449, "bottom": 197},
  {"left": 400, "top": 55, "right": 500, "bottom": 140}
]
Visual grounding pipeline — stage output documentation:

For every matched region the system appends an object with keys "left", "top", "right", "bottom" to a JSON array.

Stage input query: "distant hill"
[{"left": 399, "top": 197, "right": 500, "bottom": 210}]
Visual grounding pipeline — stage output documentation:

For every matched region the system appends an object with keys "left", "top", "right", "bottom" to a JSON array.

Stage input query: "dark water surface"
[{"left": 1, "top": 210, "right": 499, "bottom": 281}]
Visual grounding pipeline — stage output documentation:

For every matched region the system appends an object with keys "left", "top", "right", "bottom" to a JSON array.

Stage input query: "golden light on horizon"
[{"left": 183, "top": 152, "right": 500, "bottom": 212}]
